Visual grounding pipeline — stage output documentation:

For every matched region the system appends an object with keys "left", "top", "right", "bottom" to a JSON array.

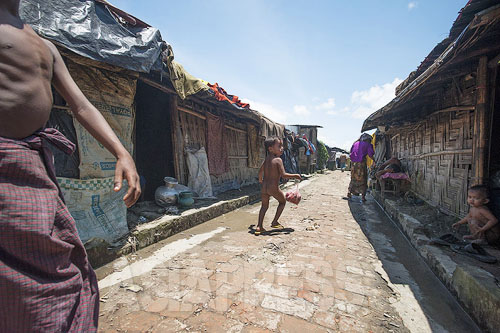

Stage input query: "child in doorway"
[
  {"left": 452, "top": 185, "right": 500, "bottom": 245},
  {"left": 256, "top": 137, "right": 301, "bottom": 235}
]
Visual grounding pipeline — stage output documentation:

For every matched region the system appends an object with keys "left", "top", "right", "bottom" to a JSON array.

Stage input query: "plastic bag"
[{"left": 285, "top": 184, "right": 302, "bottom": 205}]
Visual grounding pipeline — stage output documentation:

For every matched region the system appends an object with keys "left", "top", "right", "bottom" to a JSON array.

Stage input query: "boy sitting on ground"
[
  {"left": 256, "top": 137, "right": 301, "bottom": 235},
  {"left": 452, "top": 185, "right": 500, "bottom": 245}
]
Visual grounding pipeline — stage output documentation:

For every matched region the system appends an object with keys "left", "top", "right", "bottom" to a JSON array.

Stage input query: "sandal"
[
  {"left": 451, "top": 243, "right": 497, "bottom": 264},
  {"left": 255, "top": 228, "right": 266, "bottom": 236},
  {"left": 271, "top": 223, "right": 284, "bottom": 229},
  {"left": 430, "top": 233, "right": 467, "bottom": 247}
]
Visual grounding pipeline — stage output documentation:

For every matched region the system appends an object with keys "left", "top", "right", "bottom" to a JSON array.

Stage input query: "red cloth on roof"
[
  {"left": 0, "top": 128, "right": 99, "bottom": 332},
  {"left": 206, "top": 113, "right": 229, "bottom": 176},
  {"left": 208, "top": 83, "right": 250, "bottom": 109}
]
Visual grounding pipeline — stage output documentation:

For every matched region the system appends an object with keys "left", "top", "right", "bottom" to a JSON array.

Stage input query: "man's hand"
[
  {"left": 114, "top": 153, "right": 141, "bottom": 207},
  {"left": 295, "top": 174, "right": 302, "bottom": 181},
  {"left": 452, "top": 222, "right": 460, "bottom": 229}
]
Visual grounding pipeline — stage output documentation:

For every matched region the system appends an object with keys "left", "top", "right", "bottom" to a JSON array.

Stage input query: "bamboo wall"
[{"left": 390, "top": 109, "right": 475, "bottom": 217}]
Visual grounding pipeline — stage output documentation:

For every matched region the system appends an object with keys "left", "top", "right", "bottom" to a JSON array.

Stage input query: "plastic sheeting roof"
[{"left": 20, "top": 0, "right": 165, "bottom": 73}]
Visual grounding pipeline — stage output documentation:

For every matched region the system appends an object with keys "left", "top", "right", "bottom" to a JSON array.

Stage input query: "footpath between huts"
[
  {"left": 85, "top": 177, "right": 315, "bottom": 269},
  {"left": 372, "top": 190, "right": 500, "bottom": 333}
]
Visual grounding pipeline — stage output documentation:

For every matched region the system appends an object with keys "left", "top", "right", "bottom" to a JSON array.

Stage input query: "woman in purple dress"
[{"left": 347, "top": 133, "right": 374, "bottom": 201}]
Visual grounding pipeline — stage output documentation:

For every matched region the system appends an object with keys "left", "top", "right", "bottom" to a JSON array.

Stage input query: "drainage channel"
[{"left": 348, "top": 195, "right": 481, "bottom": 333}]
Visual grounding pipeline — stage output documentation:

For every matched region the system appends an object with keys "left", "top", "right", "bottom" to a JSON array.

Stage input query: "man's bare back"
[
  {"left": 0, "top": 15, "right": 54, "bottom": 139},
  {"left": 0, "top": 0, "right": 142, "bottom": 206}
]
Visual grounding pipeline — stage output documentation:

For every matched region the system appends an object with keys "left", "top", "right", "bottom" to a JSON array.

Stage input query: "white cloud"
[
  {"left": 408, "top": 2, "right": 418, "bottom": 10},
  {"left": 241, "top": 98, "right": 287, "bottom": 123},
  {"left": 315, "top": 98, "right": 336, "bottom": 110},
  {"left": 318, "top": 134, "right": 353, "bottom": 151},
  {"left": 350, "top": 77, "right": 403, "bottom": 119},
  {"left": 293, "top": 105, "right": 311, "bottom": 116},
  {"left": 313, "top": 97, "right": 339, "bottom": 116}
]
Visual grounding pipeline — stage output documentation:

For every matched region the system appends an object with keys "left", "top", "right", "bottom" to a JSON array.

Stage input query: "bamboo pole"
[
  {"left": 409, "top": 149, "right": 472, "bottom": 159},
  {"left": 487, "top": 65, "right": 497, "bottom": 178},
  {"left": 178, "top": 106, "right": 206, "bottom": 120},
  {"left": 169, "top": 95, "right": 184, "bottom": 184},
  {"left": 139, "top": 76, "right": 177, "bottom": 95},
  {"left": 472, "top": 56, "right": 489, "bottom": 185},
  {"left": 225, "top": 124, "right": 247, "bottom": 134}
]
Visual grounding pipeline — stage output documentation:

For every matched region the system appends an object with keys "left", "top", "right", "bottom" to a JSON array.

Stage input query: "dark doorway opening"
[
  {"left": 135, "top": 80, "right": 175, "bottom": 201},
  {"left": 489, "top": 68, "right": 500, "bottom": 219},
  {"left": 490, "top": 70, "right": 500, "bottom": 176}
]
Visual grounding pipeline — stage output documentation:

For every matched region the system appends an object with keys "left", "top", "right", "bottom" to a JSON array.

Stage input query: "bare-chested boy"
[
  {"left": 256, "top": 137, "right": 301, "bottom": 235},
  {"left": 0, "top": 1, "right": 141, "bottom": 331},
  {"left": 452, "top": 185, "right": 500, "bottom": 245}
]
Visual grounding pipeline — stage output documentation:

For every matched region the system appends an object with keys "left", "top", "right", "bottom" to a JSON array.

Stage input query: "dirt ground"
[{"left": 96, "top": 172, "right": 414, "bottom": 332}]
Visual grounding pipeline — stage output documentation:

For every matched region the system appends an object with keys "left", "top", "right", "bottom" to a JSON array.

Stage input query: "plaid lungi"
[{"left": 0, "top": 128, "right": 99, "bottom": 332}]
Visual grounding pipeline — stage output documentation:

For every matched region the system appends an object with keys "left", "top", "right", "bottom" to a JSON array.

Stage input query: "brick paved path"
[{"left": 98, "top": 172, "right": 408, "bottom": 332}]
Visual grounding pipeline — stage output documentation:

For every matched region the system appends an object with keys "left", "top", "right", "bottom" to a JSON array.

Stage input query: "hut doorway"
[{"left": 135, "top": 80, "right": 175, "bottom": 201}]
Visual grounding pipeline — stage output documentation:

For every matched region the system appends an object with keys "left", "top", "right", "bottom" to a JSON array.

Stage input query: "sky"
[{"left": 109, "top": 0, "right": 467, "bottom": 150}]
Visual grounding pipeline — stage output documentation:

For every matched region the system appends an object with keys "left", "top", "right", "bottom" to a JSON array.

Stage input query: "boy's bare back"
[
  {"left": 261, "top": 155, "right": 283, "bottom": 195},
  {"left": 0, "top": 17, "right": 56, "bottom": 139}
]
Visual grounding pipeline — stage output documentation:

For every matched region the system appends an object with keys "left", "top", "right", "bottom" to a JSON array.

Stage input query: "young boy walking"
[
  {"left": 256, "top": 137, "right": 301, "bottom": 235},
  {"left": 0, "top": 1, "right": 141, "bottom": 331},
  {"left": 452, "top": 185, "right": 500, "bottom": 245}
]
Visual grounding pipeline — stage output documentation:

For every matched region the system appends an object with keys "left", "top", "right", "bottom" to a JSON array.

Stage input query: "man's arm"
[{"left": 46, "top": 40, "right": 140, "bottom": 207}]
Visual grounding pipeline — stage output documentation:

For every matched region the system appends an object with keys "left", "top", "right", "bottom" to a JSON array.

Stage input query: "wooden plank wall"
[
  {"left": 212, "top": 125, "right": 256, "bottom": 187},
  {"left": 177, "top": 100, "right": 262, "bottom": 190},
  {"left": 390, "top": 110, "right": 474, "bottom": 217}
]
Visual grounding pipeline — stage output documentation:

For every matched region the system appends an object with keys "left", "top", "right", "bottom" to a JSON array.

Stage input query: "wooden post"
[
  {"left": 472, "top": 56, "right": 489, "bottom": 185},
  {"left": 169, "top": 95, "right": 185, "bottom": 184}
]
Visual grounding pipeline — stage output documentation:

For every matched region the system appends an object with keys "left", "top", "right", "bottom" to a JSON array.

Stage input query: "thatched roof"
[{"left": 362, "top": 0, "right": 500, "bottom": 131}]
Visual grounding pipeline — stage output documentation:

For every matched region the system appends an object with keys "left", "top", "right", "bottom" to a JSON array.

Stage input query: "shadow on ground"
[
  {"left": 247, "top": 224, "right": 295, "bottom": 236},
  {"left": 347, "top": 193, "right": 481, "bottom": 332}
]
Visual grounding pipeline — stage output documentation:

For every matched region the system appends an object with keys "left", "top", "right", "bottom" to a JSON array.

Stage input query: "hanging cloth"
[{"left": 206, "top": 113, "right": 229, "bottom": 176}]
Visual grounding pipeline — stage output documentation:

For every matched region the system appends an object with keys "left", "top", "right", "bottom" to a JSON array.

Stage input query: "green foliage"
[{"left": 317, "top": 141, "right": 329, "bottom": 170}]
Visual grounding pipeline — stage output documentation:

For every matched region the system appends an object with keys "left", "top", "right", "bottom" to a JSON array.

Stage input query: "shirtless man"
[
  {"left": 256, "top": 137, "right": 301, "bottom": 235},
  {"left": 452, "top": 185, "right": 500, "bottom": 245},
  {"left": 0, "top": 1, "right": 140, "bottom": 331}
]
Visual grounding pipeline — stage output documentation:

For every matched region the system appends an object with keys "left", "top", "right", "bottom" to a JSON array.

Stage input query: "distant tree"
[{"left": 317, "top": 141, "right": 329, "bottom": 170}]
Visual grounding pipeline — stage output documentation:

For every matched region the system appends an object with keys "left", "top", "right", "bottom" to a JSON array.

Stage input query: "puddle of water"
[{"left": 98, "top": 227, "right": 226, "bottom": 289}]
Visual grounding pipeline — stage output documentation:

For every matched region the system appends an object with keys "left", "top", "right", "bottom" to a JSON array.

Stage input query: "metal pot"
[
  {"left": 155, "top": 177, "right": 179, "bottom": 207},
  {"left": 177, "top": 191, "right": 194, "bottom": 208}
]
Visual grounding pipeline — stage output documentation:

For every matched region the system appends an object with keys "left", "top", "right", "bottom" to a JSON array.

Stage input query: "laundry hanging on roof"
[
  {"left": 207, "top": 83, "right": 250, "bottom": 109},
  {"left": 206, "top": 112, "right": 229, "bottom": 176},
  {"left": 164, "top": 45, "right": 209, "bottom": 99}
]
